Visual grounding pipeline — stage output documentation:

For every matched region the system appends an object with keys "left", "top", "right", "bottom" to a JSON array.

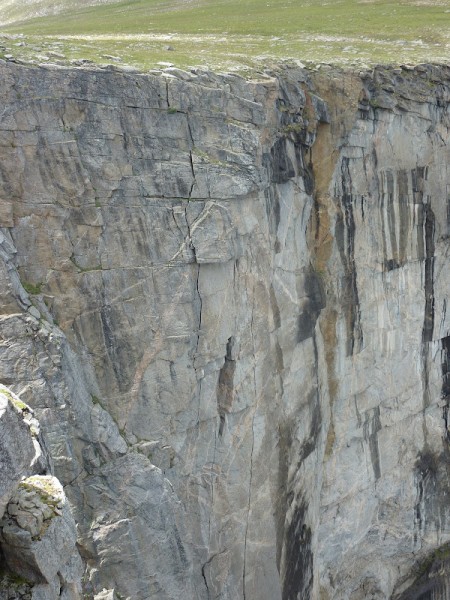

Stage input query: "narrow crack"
[
  {"left": 187, "top": 111, "right": 195, "bottom": 148},
  {"left": 188, "top": 151, "right": 196, "bottom": 200},
  {"left": 201, "top": 551, "right": 225, "bottom": 599},
  {"left": 195, "top": 258, "right": 203, "bottom": 426},
  {"left": 165, "top": 79, "right": 170, "bottom": 109},
  {"left": 187, "top": 112, "right": 196, "bottom": 200},
  {"left": 201, "top": 562, "right": 210, "bottom": 599},
  {"left": 184, "top": 207, "right": 202, "bottom": 353},
  {"left": 421, "top": 197, "right": 436, "bottom": 423},
  {"left": 184, "top": 205, "right": 205, "bottom": 439}
]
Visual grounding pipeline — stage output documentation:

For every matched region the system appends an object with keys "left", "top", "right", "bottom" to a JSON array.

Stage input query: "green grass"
[
  {"left": 0, "top": 0, "right": 449, "bottom": 71},
  {"left": 21, "top": 280, "right": 43, "bottom": 295}
]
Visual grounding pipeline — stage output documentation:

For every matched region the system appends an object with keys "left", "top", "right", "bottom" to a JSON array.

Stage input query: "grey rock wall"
[{"left": 0, "top": 59, "right": 449, "bottom": 599}]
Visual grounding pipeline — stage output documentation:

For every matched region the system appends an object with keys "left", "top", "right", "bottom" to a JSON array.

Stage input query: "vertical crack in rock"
[
  {"left": 194, "top": 267, "right": 204, "bottom": 428},
  {"left": 184, "top": 208, "right": 202, "bottom": 350},
  {"left": 195, "top": 261, "right": 202, "bottom": 361},
  {"left": 422, "top": 201, "right": 436, "bottom": 345},
  {"left": 165, "top": 79, "right": 170, "bottom": 110},
  {"left": 201, "top": 563, "right": 210, "bottom": 599},
  {"left": 380, "top": 170, "right": 390, "bottom": 269},
  {"left": 184, "top": 205, "right": 204, "bottom": 432},
  {"left": 187, "top": 114, "right": 196, "bottom": 200},
  {"left": 336, "top": 157, "right": 363, "bottom": 356},
  {"left": 264, "top": 186, "right": 282, "bottom": 253},
  {"left": 386, "top": 170, "right": 399, "bottom": 269},
  {"left": 414, "top": 458, "right": 425, "bottom": 547},
  {"left": 421, "top": 183, "right": 435, "bottom": 411},
  {"left": 216, "top": 337, "right": 236, "bottom": 437},
  {"left": 188, "top": 151, "right": 195, "bottom": 200},
  {"left": 269, "top": 284, "right": 282, "bottom": 331},
  {"left": 363, "top": 406, "right": 382, "bottom": 480}
]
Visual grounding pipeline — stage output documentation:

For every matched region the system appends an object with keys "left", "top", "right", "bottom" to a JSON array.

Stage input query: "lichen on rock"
[{"left": 1, "top": 476, "right": 64, "bottom": 540}]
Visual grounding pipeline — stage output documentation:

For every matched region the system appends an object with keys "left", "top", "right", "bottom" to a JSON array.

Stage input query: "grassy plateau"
[{"left": 0, "top": 0, "right": 449, "bottom": 72}]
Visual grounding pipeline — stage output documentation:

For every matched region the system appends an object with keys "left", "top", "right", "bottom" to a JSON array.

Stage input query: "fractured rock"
[{"left": 0, "top": 387, "right": 36, "bottom": 519}]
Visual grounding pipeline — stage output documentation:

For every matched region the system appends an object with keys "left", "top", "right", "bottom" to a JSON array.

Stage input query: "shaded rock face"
[{"left": 0, "top": 60, "right": 449, "bottom": 599}]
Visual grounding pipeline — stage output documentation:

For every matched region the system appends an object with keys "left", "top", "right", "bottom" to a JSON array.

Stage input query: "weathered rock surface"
[
  {"left": 0, "top": 59, "right": 449, "bottom": 599},
  {"left": 0, "top": 389, "right": 82, "bottom": 600},
  {"left": 0, "top": 387, "right": 36, "bottom": 518},
  {"left": 0, "top": 476, "right": 83, "bottom": 599}
]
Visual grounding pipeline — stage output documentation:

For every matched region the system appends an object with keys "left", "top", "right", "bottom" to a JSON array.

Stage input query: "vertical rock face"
[
  {"left": 308, "top": 66, "right": 450, "bottom": 600},
  {"left": 0, "top": 59, "right": 449, "bottom": 599}
]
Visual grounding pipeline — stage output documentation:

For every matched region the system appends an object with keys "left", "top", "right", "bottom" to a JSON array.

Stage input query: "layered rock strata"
[{"left": 0, "top": 59, "right": 449, "bottom": 599}]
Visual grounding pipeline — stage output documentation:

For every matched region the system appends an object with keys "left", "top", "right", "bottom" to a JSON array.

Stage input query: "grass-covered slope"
[
  {"left": 0, "top": 0, "right": 449, "bottom": 71},
  {"left": 0, "top": 0, "right": 122, "bottom": 25}
]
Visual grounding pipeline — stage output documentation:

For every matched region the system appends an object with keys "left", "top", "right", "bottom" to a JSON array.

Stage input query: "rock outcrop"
[
  {"left": 0, "top": 387, "right": 82, "bottom": 600},
  {"left": 0, "top": 58, "right": 449, "bottom": 599},
  {"left": 0, "top": 386, "right": 37, "bottom": 518},
  {"left": 0, "top": 475, "right": 83, "bottom": 600}
]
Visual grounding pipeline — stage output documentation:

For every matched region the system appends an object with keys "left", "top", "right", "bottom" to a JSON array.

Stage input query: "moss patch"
[
  {"left": 21, "top": 281, "right": 43, "bottom": 295},
  {"left": 0, "top": 568, "right": 32, "bottom": 591},
  {"left": 0, "top": 386, "right": 29, "bottom": 413}
]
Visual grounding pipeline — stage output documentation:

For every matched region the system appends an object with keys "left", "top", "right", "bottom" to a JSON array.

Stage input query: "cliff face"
[{"left": 0, "top": 59, "right": 449, "bottom": 600}]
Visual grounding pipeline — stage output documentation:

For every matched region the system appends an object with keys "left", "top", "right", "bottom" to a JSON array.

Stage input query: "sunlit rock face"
[{"left": 0, "top": 59, "right": 449, "bottom": 599}]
